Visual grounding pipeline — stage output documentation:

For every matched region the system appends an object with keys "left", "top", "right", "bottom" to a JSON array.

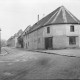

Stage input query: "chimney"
[
  {"left": 38, "top": 14, "right": 39, "bottom": 21},
  {"left": 43, "top": 14, "right": 45, "bottom": 17}
]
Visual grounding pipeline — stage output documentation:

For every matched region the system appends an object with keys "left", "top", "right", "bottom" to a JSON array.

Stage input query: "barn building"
[{"left": 19, "top": 6, "right": 80, "bottom": 50}]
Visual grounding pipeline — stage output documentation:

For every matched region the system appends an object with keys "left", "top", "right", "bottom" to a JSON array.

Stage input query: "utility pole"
[{"left": 0, "top": 28, "right": 1, "bottom": 54}]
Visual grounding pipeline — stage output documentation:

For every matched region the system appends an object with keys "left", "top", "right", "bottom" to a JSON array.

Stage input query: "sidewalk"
[
  {"left": 34, "top": 49, "right": 80, "bottom": 58},
  {"left": 10, "top": 47, "right": 80, "bottom": 58}
]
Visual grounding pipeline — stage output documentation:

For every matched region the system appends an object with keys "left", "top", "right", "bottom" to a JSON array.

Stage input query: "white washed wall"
[
  {"left": 65, "top": 24, "right": 80, "bottom": 36},
  {"left": 24, "top": 24, "right": 80, "bottom": 49},
  {"left": 26, "top": 28, "right": 44, "bottom": 50},
  {"left": 43, "top": 24, "right": 66, "bottom": 37},
  {"left": 43, "top": 24, "right": 80, "bottom": 48}
]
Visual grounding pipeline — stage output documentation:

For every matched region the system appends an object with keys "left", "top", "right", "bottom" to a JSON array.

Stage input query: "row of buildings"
[
  {"left": 7, "top": 29, "right": 23, "bottom": 47},
  {"left": 7, "top": 6, "right": 80, "bottom": 50}
]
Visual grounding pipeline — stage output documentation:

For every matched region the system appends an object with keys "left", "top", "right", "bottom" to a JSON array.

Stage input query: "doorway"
[
  {"left": 45, "top": 37, "right": 53, "bottom": 49},
  {"left": 69, "top": 36, "right": 76, "bottom": 45}
]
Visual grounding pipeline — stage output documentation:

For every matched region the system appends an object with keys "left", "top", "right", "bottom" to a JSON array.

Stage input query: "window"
[
  {"left": 70, "top": 25, "right": 74, "bottom": 32},
  {"left": 47, "top": 27, "right": 50, "bottom": 33},
  {"left": 28, "top": 42, "right": 29, "bottom": 46},
  {"left": 26, "top": 43, "right": 27, "bottom": 48},
  {"left": 69, "top": 36, "right": 76, "bottom": 45}
]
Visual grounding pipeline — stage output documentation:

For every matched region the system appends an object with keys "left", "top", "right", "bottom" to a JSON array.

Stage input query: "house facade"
[
  {"left": 22, "top": 25, "right": 31, "bottom": 49},
  {"left": 19, "top": 6, "right": 80, "bottom": 50},
  {"left": 43, "top": 24, "right": 80, "bottom": 49},
  {"left": 17, "top": 25, "right": 31, "bottom": 48}
]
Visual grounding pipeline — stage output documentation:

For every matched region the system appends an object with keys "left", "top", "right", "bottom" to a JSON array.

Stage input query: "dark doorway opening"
[
  {"left": 69, "top": 36, "right": 76, "bottom": 45},
  {"left": 45, "top": 37, "right": 53, "bottom": 49}
]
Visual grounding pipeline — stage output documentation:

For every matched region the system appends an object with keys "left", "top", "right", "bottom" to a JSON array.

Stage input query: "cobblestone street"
[{"left": 0, "top": 47, "right": 80, "bottom": 79}]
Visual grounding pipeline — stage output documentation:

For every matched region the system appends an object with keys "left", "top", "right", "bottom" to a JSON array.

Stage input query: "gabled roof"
[{"left": 29, "top": 6, "right": 80, "bottom": 33}]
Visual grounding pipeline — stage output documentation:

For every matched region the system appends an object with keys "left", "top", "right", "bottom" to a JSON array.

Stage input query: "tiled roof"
[
  {"left": 29, "top": 6, "right": 80, "bottom": 33},
  {"left": 19, "top": 25, "right": 31, "bottom": 37}
]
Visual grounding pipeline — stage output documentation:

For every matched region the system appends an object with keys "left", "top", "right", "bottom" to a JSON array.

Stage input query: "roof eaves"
[{"left": 27, "top": 22, "right": 80, "bottom": 34}]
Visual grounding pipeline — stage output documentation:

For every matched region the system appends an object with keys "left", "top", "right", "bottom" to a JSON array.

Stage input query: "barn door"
[{"left": 45, "top": 37, "right": 53, "bottom": 49}]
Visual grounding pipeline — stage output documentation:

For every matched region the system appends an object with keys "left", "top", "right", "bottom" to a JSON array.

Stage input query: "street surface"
[{"left": 0, "top": 47, "right": 80, "bottom": 79}]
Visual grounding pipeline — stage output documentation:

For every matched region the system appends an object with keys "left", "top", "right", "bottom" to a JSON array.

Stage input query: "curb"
[
  {"left": 31, "top": 50, "right": 80, "bottom": 58},
  {"left": 9, "top": 47, "right": 80, "bottom": 58}
]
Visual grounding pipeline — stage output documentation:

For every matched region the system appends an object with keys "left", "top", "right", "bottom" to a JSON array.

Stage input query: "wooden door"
[{"left": 45, "top": 37, "right": 53, "bottom": 49}]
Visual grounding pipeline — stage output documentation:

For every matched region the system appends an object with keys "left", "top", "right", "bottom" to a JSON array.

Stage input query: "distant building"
[
  {"left": 7, "top": 36, "right": 15, "bottom": 47},
  {"left": 7, "top": 29, "right": 23, "bottom": 47},
  {"left": 19, "top": 6, "right": 80, "bottom": 50}
]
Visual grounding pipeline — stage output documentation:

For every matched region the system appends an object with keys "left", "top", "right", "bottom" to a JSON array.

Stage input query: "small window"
[
  {"left": 28, "top": 42, "right": 29, "bottom": 46},
  {"left": 70, "top": 25, "right": 74, "bottom": 32},
  {"left": 26, "top": 43, "right": 27, "bottom": 48},
  {"left": 69, "top": 36, "right": 76, "bottom": 45},
  {"left": 47, "top": 27, "right": 50, "bottom": 33}
]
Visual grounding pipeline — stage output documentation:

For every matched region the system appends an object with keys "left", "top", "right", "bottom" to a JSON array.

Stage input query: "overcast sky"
[{"left": 0, "top": 0, "right": 80, "bottom": 40}]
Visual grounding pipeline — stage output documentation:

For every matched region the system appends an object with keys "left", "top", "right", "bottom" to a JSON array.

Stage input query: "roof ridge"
[
  {"left": 44, "top": 9, "right": 59, "bottom": 25},
  {"left": 52, "top": 7, "right": 62, "bottom": 23},
  {"left": 61, "top": 6, "right": 67, "bottom": 23},
  {"left": 64, "top": 7, "right": 80, "bottom": 23}
]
